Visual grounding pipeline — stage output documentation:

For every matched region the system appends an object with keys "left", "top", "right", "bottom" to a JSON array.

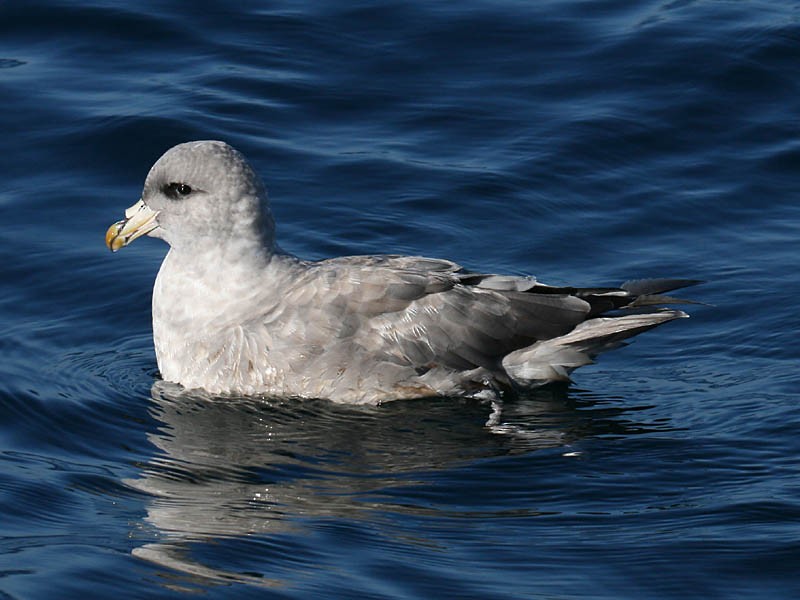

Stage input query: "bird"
[{"left": 106, "top": 140, "right": 699, "bottom": 404}]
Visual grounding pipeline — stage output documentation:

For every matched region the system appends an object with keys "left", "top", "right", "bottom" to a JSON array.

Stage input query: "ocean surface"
[{"left": 1, "top": 1, "right": 798, "bottom": 598}]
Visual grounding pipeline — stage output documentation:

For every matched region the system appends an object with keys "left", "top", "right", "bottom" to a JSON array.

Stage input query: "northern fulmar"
[{"left": 106, "top": 140, "right": 698, "bottom": 404}]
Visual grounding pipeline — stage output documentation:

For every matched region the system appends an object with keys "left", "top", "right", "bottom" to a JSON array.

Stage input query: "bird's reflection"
[{"left": 126, "top": 381, "right": 667, "bottom": 587}]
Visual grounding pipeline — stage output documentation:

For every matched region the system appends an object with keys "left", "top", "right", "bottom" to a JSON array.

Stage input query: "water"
[{"left": 1, "top": 1, "right": 799, "bottom": 597}]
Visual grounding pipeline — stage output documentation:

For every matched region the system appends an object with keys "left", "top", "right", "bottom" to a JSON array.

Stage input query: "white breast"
[{"left": 151, "top": 248, "right": 278, "bottom": 392}]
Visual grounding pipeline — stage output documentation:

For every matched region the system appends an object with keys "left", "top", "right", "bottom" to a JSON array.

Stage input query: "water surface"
[{"left": 1, "top": 1, "right": 799, "bottom": 598}]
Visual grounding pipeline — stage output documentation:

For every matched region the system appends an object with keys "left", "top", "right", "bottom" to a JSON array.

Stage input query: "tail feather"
[
  {"left": 576, "top": 278, "right": 701, "bottom": 316},
  {"left": 621, "top": 278, "right": 703, "bottom": 296},
  {"left": 502, "top": 309, "right": 687, "bottom": 386},
  {"left": 626, "top": 293, "right": 704, "bottom": 308}
]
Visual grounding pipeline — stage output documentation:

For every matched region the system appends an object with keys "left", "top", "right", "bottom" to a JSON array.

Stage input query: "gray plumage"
[{"left": 106, "top": 140, "right": 699, "bottom": 404}]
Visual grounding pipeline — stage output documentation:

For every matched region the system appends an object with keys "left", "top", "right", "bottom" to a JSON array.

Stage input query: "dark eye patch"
[{"left": 163, "top": 182, "right": 193, "bottom": 200}]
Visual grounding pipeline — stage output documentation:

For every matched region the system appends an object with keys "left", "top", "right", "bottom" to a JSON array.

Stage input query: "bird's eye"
[{"left": 163, "top": 182, "right": 193, "bottom": 200}]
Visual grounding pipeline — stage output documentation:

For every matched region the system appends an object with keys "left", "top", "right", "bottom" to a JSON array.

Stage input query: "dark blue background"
[{"left": 1, "top": 1, "right": 798, "bottom": 598}]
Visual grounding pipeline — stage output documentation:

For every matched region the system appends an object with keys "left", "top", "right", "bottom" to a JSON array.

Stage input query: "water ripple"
[{"left": 1, "top": 0, "right": 799, "bottom": 598}]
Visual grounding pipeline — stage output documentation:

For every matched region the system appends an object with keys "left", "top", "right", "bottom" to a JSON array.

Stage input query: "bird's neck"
[
  {"left": 151, "top": 245, "right": 302, "bottom": 335},
  {"left": 169, "top": 234, "right": 273, "bottom": 276}
]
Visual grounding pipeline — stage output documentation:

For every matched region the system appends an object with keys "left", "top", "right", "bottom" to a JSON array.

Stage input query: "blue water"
[{"left": 1, "top": 1, "right": 799, "bottom": 598}]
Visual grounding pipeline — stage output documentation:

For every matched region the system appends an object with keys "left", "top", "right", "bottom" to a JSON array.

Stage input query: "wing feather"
[{"left": 252, "top": 256, "right": 697, "bottom": 396}]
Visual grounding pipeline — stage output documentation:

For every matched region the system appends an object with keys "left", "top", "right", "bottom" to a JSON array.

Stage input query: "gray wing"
[
  {"left": 368, "top": 273, "right": 591, "bottom": 372},
  {"left": 271, "top": 255, "right": 592, "bottom": 374}
]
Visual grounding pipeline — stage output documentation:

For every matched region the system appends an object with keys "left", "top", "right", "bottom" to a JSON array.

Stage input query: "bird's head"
[{"left": 106, "top": 140, "right": 274, "bottom": 253}]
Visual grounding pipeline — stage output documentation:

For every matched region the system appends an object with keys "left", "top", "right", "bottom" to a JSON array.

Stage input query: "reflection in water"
[{"left": 125, "top": 381, "right": 665, "bottom": 587}]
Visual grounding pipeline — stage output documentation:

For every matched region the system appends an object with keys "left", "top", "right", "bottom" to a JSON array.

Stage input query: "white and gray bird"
[{"left": 106, "top": 140, "right": 698, "bottom": 404}]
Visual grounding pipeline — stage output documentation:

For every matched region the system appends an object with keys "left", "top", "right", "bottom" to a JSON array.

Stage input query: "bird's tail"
[{"left": 501, "top": 277, "right": 698, "bottom": 387}]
